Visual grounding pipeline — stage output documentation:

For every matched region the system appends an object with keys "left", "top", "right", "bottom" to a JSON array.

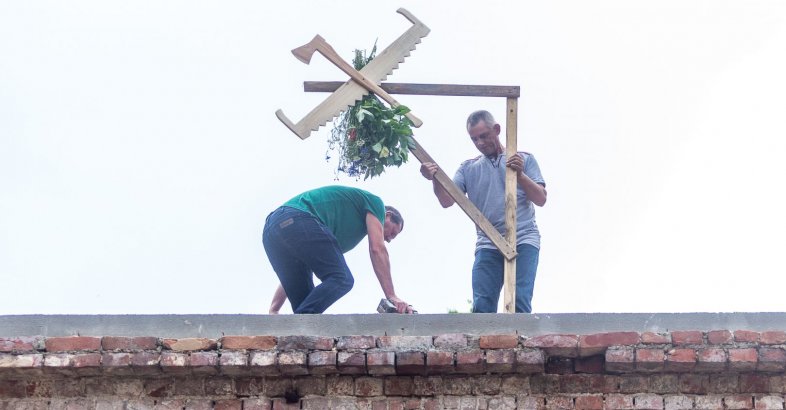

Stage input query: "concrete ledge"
[{"left": 2, "top": 313, "right": 785, "bottom": 338}]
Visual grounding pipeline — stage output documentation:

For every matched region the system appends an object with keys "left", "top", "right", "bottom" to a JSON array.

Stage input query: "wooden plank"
[
  {"left": 304, "top": 81, "right": 520, "bottom": 98},
  {"left": 503, "top": 97, "right": 518, "bottom": 313},
  {"left": 407, "top": 137, "right": 517, "bottom": 260}
]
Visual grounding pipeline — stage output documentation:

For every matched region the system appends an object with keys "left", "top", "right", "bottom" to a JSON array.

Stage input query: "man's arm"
[
  {"left": 268, "top": 284, "right": 287, "bottom": 314},
  {"left": 420, "top": 162, "right": 456, "bottom": 208},
  {"left": 365, "top": 212, "right": 412, "bottom": 313},
  {"left": 506, "top": 155, "right": 547, "bottom": 206}
]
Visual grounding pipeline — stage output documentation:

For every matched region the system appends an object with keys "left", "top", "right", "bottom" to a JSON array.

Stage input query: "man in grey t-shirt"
[{"left": 420, "top": 110, "right": 547, "bottom": 313}]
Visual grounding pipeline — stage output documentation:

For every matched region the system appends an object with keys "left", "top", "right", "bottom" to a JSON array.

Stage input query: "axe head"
[{"left": 291, "top": 35, "right": 325, "bottom": 65}]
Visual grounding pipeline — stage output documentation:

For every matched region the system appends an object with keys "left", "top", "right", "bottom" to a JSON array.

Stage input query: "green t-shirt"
[{"left": 282, "top": 186, "right": 385, "bottom": 253}]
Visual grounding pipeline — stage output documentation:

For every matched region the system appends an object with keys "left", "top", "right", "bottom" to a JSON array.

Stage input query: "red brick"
[
  {"left": 355, "top": 377, "right": 383, "bottom": 396},
  {"left": 101, "top": 336, "right": 157, "bottom": 351},
  {"left": 724, "top": 395, "right": 753, "bottom": 409},
  {"left": 740, "top": 374, "right": 769, "bottom": 393},
  {"left": 43, "top": 352, "right": 101, "bottom": 368},
  {"left": 160, "top": 351, "right": 187, "bottom": 369},
  {"left": 456, "top": 349, "right": 485, "bottom": 374},
  {"left": 384, "top": 376, "right": 414, "bottom": 396},
  {"left": 0, "top": 337, "right": 42, "bottom": 352},
  {"left": 575, "top": 355, "right": 604, "bottom": 374},
  {"left": 479, "top": 334, "right": 518, "bottom": 349},
  {"left": 0, "top": 380, "right": 27, "bottom": 398},
  {"left": 214, "top": 399, "right": 242, "bottom": 410},
  {"left": 101, "top": 352, "right": 131, "bottom": 367},
  {"left": 308, "top": 351, "right": 337, "bottom": 374},
  {"left": 641, "top": 332, "right": 670, "bottom": 344},
  {"left": 277, "top": 335, "right": 333, "bottom": 351},
  {"left": 517, "top": 348, "right": 546, "bottom": 373},
  {"left": 425, "top": 350, "right": 454, "bottom": 374},
  {"left": 734, "top": 330, "right": 761, "bottom": 343},
  {"left": 376, "top": 336, "right": 432, "bottom": 350},
  {"left": 367, "top": 351, "right": 396, "bottom": 375},
  {"left": 434, "top": 334, "right": 467, "bottom": 349},
  {"left": 606, "top": 347, "right": 635, "bottom": 373},
  {"left": 337, "top": 351, "right": 366, "bottom": 374},
  {"left": 523, "top": 334, "right": 579, "bottom": 357},
  {"left": 130, "top": 352, "right": 160, "bottom": 367},
  {"left": 575, "top": 395, "right": 604, "bottom": 409},
  {"left": 707, "top": 330, "right": 733, "bottom": 345},
  {"left": 45, "top": 336, "right": 101, "bottom": 352},
  {"left": 665, "top": 348, "right": 696, "bottom": 372},
  {"left": 759, "top": 348, "right": 786, "bottom": 372},
  {"left": 579, "top": 332, "right": 640, "bottom": 356},
  {"left": 188, "top": 351, "right": 218, "bottom": 367},
  {"left": 729, "top": 348, "right": 758, "bottom": 371},
  {"left": 337, "top": 336, "right": 375, "bottom": 350},
  {"left": 635, "top": 349, "right": 665, "bottom": 372},
  {"left": 396, "top": 351, "right": 425, "bottom": 375},
  {"left": 606, "top": 394, "right": 635, "bottom": 409},
  {"left": 670, "top": 331, "right": 703, "bottom": 346},
  {"left": 162, "top": 338, "right": 216, "bottom": 351},
  {"left": 761, "top": 331, "right": 786, "bottom": 345},
  {"left": 486, "top": 349, "right": 515, "bottom": 372},
  {"left": 696, "top": 348, "right": 727, "bottom": 372},
  {"left": 220, "top": 336, "right": 276, "bottom": 350},
  {"left": 278, "top": 351, "right": 308, "bottom": 375}
]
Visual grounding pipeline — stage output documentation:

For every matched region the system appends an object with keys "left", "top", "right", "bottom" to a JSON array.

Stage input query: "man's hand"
[
  {"left": 506, "top": 154, "right": 525, "bottom": 173},
  {"left": 420, "top": 162, "right": 438, "bottom": 180},
  {"left": 387, "top": 295, "right": 414, "bottom": 314}
]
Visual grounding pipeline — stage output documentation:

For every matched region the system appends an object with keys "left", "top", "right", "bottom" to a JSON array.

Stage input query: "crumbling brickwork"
[{"left": 2, "top": 330, "right": 786, "bottom": 409}]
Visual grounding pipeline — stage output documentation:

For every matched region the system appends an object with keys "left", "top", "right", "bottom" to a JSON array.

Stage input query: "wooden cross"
[{"left": 275, "top": 9, "right": 522, "bottom": 313}]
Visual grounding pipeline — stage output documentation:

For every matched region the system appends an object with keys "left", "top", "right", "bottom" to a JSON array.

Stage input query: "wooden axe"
[{"left": 290, "top": 35, "right": 423, "bottom": 127}]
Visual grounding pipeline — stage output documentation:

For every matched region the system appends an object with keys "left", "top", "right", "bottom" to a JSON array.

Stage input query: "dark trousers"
[{"left": 262, "top": 206, "right": 354, "bottom": 313}]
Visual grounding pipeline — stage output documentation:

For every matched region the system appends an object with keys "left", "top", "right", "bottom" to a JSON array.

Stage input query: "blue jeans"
[
  {"left": 262, "top": 206, "right": 354, "bottom": 314},
  {"left": 471, "top": 243, "right": 539, "bottom": 313}
]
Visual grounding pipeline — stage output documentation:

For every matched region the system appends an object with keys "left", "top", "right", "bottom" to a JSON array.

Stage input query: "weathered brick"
[
  {"left": 523, "top": 334, "right": 579, "bottom": 357},
  {"left": 545, "top": 395, "right": 573, "bottom": 409},
  {"left": 486, "top": 349, "right": 515, "bottom": 373},
  {"left": 367, "top": 350, "right": 396, "bottom": 375},
  {"left": 734, "top": 330, "right": 760, "bottom": 343},
  {"left": 663, "top": 395, "right": 693, "bottom": 410},
  {"left": 636, "top": 349, "right": 665, "bottom": 372},
  {"left": 665, "top": 349, "right": 696, "bottom": 372},
  {"left": 575, "top": 395, "right": 604, "bottom": 409},
  {"left": 634, "top": 393, "right": 663, "bottom": 409},
  {"left": 190, "top": 351, "right": 219, "bottom": 368},
  {"left": 101, "top": 337, "right": 157, "bottom": 351},
  {"left": 214, "top": 399, "right": 243, "bottom": 410},
  {"left": 249, "top": 351, "right": 278, "bottom": 375},
  {"left": 426, "top": 350, "right": 454, "bottom": 374},
  {"left": 277, "top": 351, "right": 308, "bottom": 375},
  {"left": 456, "top": 349, "right": 485, "bottom": 374},
  {"left": 205, "top": 377, "right": 233, "bottom": 396},
  {"left": 606, "top": 347, "right": 635, "bottom": 373},
  {"left": 724, "top": 395, "right": 753, "bottom": 409},
  {"left": 759, "top": 348, "right": 786, "bottom": 372},
  {"left": 307, "top": 350, "right": 337, "bottom": 375},
  {"left": 0, "top": 353, "right": 43, "bottom": 369},
  {"left": 729, "top": 348, "right": 758, "bottom": 371},
  {"left": 472, "top": 374, "right": 502, "bottom": 395},
  {"left": 336, "top": 336, "right": 375, "bottom": 350},
  {"left": 220, "top": 336, "right": 276, "bottom": 350},
  {"left": 294, "top": 376, "right": 326, "bottom": 396},
  {"left": 0, "top": 337, "right": 42, "bottom": 353},
  {"left": 355, "top": 377, "right": 383, "bottom": 396},
  {"left": 384, "top": 376, "right": 414, "bottom": 396},
  {"left": 693, "top": 395, "right": 722, "bottom": 409},
  {"left": 575, "top": 355, "right": 604, "bottom": 374},
  {"left": 433, "top": 334, "right": 468, "bottom": 349},
  {"left": 761, "top": 331, "right": 786, "bottom": 345},
  {"left": 546, "top": 356, "right": 575, "bottom": 375},
  {"left": 678, "top": 374, "right": 709, "bottom": 394},
  {"left": 101, "top": 352, "right": 131, "bottom": 368},
  {"left": 263, "top": 377, "right": 293, "bottom": 396},
  {"left": 272, "top": 398, "right": 300, "bottom": 410},
  {"left": 159, "top": 351, "right": 187, "bottom": 369},
  {"left": 479, "top": 334, "right": 518, "bottom": 349},
  {"left": 619, "top": 375, "right": 649, "bottom": 393},
  {"left": 707, "top": 330, "right": 733, "bottom": 345},
  {"left": 696, "top": 348, "right": 727, "bottom": 372},
  {"left": 396, "top": 351, "right": 426, "bottom": 375},
  {"left": 517, "top": 395, "right": 546, "bottom": 409},
  {"left": 755, "top": 395, "right": 785, "bottom": 410},
  {"left": 45, "top": 337, "right": 101, "bottom": 352},
  {"left": 769, "top": 375, "right": 786, "bottom": 394},
  {"left": 517, "top": 348, "right": 546, "bottom": 374},
  {"left": 443, "top": 375, "right": 472, "bottom": 395},
  {"left": 0, "top": 380, "right": 27, "bottom": 398},
  {"left": 579, "top": 332, "right": 640, "bottom": 357},
  {"left": 377, "top": 336, "right": 432, "bottom": 350},
  {"left": 500, "top": 374, "right": 529, "bottom": 394},
  {"left": 162, "top": 338, "right": 216, "bottom": 352},
  {"left": 277, "top": 335, "right": 333, "bottom": 351},
  {"left": 144, "top": 378, "right": 173, "bottom": 397},
  {"left": 708, "top": 374, "right": 738, "bottom": 393},
  {"left": 242, "top": 398, "right": 272, "bottom": 410},
  {"left": 130, "top": 351, "right": 160, "bottom": 368},
  {"left": 650, "top": 374, "right": 679, "bottom": 394},
  {"left": 412, "top": 376, "right": 443, "bottom": 396},
  {"left": 740, "top": 374, "right": 769, "bottom": 393},
  {"left": 219, "top": 350, "right": 248, "bottom": 372},
  {"left": 337, "top": 351, "right": 366, "bottom": 374},
  {"left": 559, "top": 374, "right": 606, "bottom": 393},
  {"left": 486, "top": 396, "right": 516, "bottom": 410},
  {"left": 43, "top": 353, "right": 101, "bottom": 370},
  {"left": 641, "top": 333, "right": 670, "bottom": 345},
  {"left": 670, "top": 331, "right": 703, "bottom": 346}
]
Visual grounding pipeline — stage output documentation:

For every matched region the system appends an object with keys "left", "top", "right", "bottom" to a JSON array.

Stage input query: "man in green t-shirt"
[{"left": 263, "top": 185, "right": 413, "bottom": 314}]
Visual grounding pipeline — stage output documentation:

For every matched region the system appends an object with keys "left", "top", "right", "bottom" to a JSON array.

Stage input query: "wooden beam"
[
  {"left": 304, "top": 81, "right": 520, "bottom": 98},
  {"left": 503, "top": 98, "right": 519, "bottom": 313}
]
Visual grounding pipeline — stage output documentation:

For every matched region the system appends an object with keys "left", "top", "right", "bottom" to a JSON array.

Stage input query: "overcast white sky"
[{"left": 2, "top": 1, "right": 786, "bottom": 315}]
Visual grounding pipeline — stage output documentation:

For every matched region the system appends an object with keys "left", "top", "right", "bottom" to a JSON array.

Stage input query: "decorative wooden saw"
[{"left": 275, "top": 8, "right": 524, "bottom": 313}]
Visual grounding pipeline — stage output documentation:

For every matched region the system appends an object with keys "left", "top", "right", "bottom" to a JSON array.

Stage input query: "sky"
[{"left": 2, "top": 1, "right": 786, "bottom": 315}]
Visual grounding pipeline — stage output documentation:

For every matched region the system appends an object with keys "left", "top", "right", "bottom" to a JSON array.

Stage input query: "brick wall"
[{"left": 2, "top": 330, "right": 786, "bottom": 409}]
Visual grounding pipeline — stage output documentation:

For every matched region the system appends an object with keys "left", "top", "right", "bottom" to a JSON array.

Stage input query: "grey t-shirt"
[{"left": 454, "top": 152, "right": 545, "bottom": 251}]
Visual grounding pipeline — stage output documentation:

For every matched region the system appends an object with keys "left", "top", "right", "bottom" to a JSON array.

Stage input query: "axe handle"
[{"left": 310, "top": 37, "right": 423, "bottom": 128}]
